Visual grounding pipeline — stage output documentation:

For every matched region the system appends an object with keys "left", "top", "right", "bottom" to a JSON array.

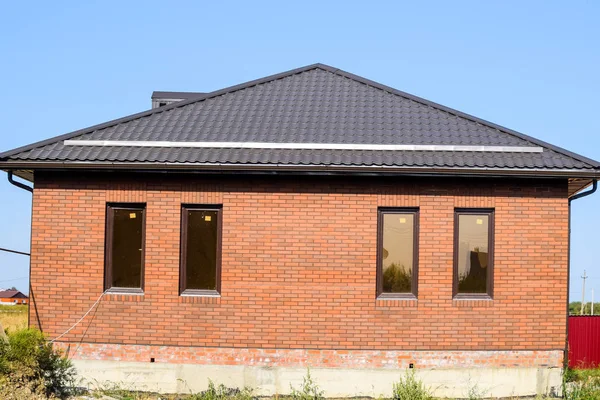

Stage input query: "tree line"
[{"left": 569, "top": 301, "right": 600, "bottom": 315}]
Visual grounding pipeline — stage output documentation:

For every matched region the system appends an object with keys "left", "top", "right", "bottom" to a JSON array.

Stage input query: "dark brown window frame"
[
  {"left": 179, "top": 204, "right": 223, "bottom": 296},
  {"left": 453, "top": 208, "right": 495, "bottom": 299},
  {"left": 376, "top": 207, "right": 419, "bottom": 299},
  {"left": 104, "top": 203, "right": 146, "bottom": 294}
]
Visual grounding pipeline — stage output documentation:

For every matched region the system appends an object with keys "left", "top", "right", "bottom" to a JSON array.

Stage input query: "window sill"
[
  {"left": 180, "top": 289, "right": 221, "bottom": 297},
  {"left": 104, "top": 289, "right": 145, "bottom": 303},
  {"left": 105, "top": 288, "right": 144, "bottom": 295},
  {"left": 377, "top": 293, "right": 417, "bottom": 301},
  {"left": 453, "top": 294, "right": 492, "bottom": 301},
  {"left": 376, "top": 293, "right": 418, "bottom": 308}
]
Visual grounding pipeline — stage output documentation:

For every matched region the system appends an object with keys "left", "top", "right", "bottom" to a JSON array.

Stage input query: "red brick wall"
[
  {"left": 30, "top": 172, "right": 569, "bottom": 359},
  {"left": 54, "top": 342, "right": 564, "bottom": 369}
]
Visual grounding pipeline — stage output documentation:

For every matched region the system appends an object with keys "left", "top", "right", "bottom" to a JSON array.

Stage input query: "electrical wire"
[
  {"left": 0, "top": 247, "right": 30, "bottom": 256},
  {"left": 0, "top": 276, "right": 28, "bottom": 283}
]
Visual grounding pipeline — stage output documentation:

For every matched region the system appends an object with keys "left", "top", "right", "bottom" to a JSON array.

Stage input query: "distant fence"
[{"left": 569, "top": 316, "right": 600, "bottom": 368}]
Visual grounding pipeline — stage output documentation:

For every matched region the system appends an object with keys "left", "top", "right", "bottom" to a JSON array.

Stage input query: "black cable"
[{"left": 0, "top": 247, "right": 30, "bottom": 256}]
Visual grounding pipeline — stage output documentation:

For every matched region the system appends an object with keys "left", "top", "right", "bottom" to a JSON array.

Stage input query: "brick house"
[
  {"left": 1, "top": 64, "right": 599, "bottom": 397},
  {"left": 0, "top": 290, "right": 28, "bottom": 305}
]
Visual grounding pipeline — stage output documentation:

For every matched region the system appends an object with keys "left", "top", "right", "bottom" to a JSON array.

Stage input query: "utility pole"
[
  {"left": 581, "top": 270, "right": 588, "bottom": 315},
  {"left": 592, "top": 289, "right": 595, "bottom": 316}
]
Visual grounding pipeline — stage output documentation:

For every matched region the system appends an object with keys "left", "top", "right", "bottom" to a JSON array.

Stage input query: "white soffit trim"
[{"left": 63, "top": 140, "right": 544, "bottom": 153}]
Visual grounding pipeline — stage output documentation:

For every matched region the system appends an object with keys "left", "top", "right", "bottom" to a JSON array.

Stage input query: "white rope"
[{"left": 49, "top": 290, "right": 107, "bottom": 343}]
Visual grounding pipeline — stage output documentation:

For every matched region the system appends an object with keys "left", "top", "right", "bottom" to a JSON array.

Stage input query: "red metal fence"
[{"left": 569, "top": 316, "right": 600, "bottom": 368}]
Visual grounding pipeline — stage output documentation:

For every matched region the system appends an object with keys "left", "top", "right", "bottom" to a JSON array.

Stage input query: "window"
[
  {"left": 180, "top": 205, "right": 222, "bottom": 295},
  {"left": 377, "top": 208, "right": 419, "bottom": 298},
  {"left": 454, "top": 209, "right": 494, "bottom": 298},
  {"left": 104, "top": 204, "right": 146, "bottom": 292}
]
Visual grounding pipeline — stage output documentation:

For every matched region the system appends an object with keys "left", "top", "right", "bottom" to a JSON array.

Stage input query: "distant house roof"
[
  {"left": 1, "top": 63, "right": 599, "bottom": 190},
  {"left": 0, "top": 290, "right": 27, "bottom": 299}
]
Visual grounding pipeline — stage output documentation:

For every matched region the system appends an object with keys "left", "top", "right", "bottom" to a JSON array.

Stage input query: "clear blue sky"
[{"left": 0, "top": 1, "right": 598, "bottom": 299}]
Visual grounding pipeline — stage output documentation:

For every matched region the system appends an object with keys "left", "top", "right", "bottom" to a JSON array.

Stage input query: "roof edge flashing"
[{"left": 1, "top": 161, "right": 599, "bottom": 179}]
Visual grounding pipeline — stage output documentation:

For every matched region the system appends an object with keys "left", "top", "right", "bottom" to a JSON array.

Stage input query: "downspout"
[
  {"left": 566, "top": 179, "right": 597, "bottom": 370},
  {"left": 5, "top": 170, "right": 35, "bottom": 329},
  {"left": 7, "top": 171, "right": 33, "bottom": 193},
  {"left": 569, "top": 180, "right": 597, "bottom": 203}
]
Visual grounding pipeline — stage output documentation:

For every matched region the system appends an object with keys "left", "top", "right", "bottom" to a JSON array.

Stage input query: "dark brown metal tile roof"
[{"left": 1, "top": 63, "right": 599, "bottom": 174}]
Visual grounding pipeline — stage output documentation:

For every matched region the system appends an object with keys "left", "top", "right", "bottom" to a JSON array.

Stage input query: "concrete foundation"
[{"left": 73, "top": 359, "right": 563, "bottom": 398}]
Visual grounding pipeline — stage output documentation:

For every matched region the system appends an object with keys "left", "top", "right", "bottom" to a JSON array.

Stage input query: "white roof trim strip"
[{"left": 63, "top": 140, "right": 544, "bottom": 153}]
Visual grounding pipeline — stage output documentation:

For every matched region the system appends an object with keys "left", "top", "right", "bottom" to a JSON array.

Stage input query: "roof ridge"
[
  {"left": 0, "top": 63, "right": 326, "bottom": 160},
  {"left": 320, "top": 66, "right": 600, "bottom": 168}
]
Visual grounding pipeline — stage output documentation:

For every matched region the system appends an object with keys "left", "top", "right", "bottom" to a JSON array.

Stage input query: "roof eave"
[{"left": 2, "top": 161, "right": 600, "bottom": 180}]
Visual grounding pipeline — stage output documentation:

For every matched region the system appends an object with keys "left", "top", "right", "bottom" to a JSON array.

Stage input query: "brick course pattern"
[
  {"left": 30, "top": 172, "right": 568, "bottom": 366},
  {"left": 55, "top": 343, "right": 563, "bottom": 369}
]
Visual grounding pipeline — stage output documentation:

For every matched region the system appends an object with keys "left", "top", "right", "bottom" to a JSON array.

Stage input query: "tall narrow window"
[
  {"left": 454, "top": 209, "right": 494, "bottom": 297},
  {"left": 180, "top": 205, "right": 222, "bottom": 295},
  {"left": 105, "top": 204, "right": 146, "bottom": 292},
  {"left": 377, "top": 208, "right": 419, "bottom": 298}
]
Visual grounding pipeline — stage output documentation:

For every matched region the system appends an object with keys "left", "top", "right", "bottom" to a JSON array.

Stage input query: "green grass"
[
  {"left": 0, "top": 304, "right": 28, "bottom": 312},
  {"left": 0, "top": 304, "right": 28, "bottom": 333}
]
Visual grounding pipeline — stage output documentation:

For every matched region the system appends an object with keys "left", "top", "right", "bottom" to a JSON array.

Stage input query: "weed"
[
  {"left": 188, "top": 379, "right": 255, "bottom": 400},
  {"left": 391, "top": 369, "right": 433, "bottom": 400},
  {"left": 563, "top": 368, "right": 600, "bottom": 400},
  {"left": 290, "top": 368, "right": 324, "bottom": 400},
  {"left": 465, "top": 379, "right": 487, "bottom": 400},
  {"left": 565, "top": 367, "right": 600, "bottom": 382},
  {"left": 0, "top": 328, "right": 75, "bottom": 399},
  {"left": 89, "top": 381, "right": 136, "bottom": 399}
]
